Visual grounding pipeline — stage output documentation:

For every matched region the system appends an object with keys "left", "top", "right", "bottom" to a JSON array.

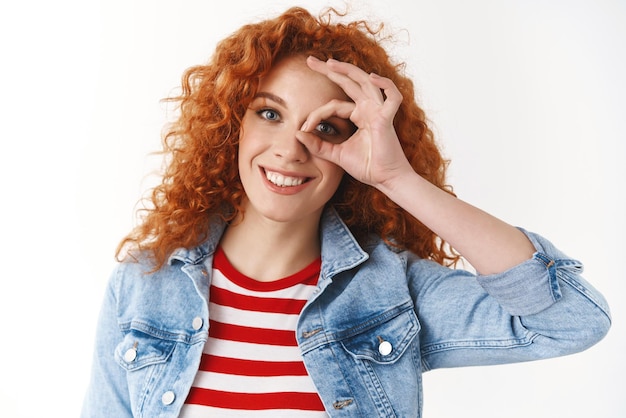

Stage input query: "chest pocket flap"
[
  {"left": 339, "top": 303, "right": 420, "bottom": 364},
  {"left": 115, "top": 327, "right": 177, "bottom": 371}
]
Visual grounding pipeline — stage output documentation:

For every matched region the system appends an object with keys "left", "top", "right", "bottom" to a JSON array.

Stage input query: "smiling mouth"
[{"left": 264, "top": 169, "right": 310, "bottom": 187}]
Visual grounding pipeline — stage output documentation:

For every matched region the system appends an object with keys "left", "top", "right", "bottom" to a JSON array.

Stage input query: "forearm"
[
  {"left": 378, "top": 170, "right": 535, "bottom": 274},
  {"left": 302, "top": 56, "right": 542, "bottom": 274}
]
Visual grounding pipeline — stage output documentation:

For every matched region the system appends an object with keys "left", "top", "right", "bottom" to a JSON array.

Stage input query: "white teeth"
[{"left": 265, "top": 170, "right": 306, "bottom": 187}]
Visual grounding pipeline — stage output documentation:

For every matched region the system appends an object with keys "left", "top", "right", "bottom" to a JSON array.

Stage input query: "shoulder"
[
  {"left": 361, "top": 234, "right": 468, "bottom": 285},
  {"left": 109, "top": 255, "right": 207, "bottom": 323},
  {"left": 112, "top": 254, "right": 187, "bottom": 290},
  {"left": 360, "top": 234, "right": 422, "bottom": 268}
]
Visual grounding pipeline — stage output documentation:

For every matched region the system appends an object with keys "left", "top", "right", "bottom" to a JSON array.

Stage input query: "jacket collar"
[
  {"left": 319, "top": 207, "right": 369, "bottom": 280},
  {"left": 167, "top": 207, "right": 369, "bottom": 277},
  {"left": 167, "top": 214, "right": 227, "bottom": 266}
]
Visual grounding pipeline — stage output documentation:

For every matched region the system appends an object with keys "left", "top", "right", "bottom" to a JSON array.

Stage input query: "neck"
[{"left": 219, "top": 209, "right": 323, "bottom": 282}]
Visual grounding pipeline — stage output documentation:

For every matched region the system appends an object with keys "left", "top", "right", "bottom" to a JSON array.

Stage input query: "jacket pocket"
[
  {"left": 339, "top": 303, "right": 420, "bottom": 364},
  {"left": 115, "top": 327, "right": 177, "bottom": 371}
]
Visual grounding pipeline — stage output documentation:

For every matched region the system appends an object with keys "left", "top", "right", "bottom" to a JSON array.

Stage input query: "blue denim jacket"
[{"left": 82, "top": 208, "right": 610, "bottom": 417}]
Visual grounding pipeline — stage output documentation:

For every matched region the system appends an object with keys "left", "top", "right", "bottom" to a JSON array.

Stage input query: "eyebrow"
[{"left": 253, "top": 92, "right": 286, "bottom": 106}]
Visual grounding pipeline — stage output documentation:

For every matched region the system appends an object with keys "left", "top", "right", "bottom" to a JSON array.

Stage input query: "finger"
[
  {"left": 307, "top": 57, "right": 383, "bottom": 105},
  {"left": 295, "top": 130, "right": 342, "bottom": 164},
  {"left": 301, "top": 99, "right": 356, "bottom": 133},
  {"left": 306, "top": 55, "right": 331, "bottom": 75},
  {"left": 369, "top": 73, "right": 403, "bottom": 119},
  {"left": 307, "top": 58, "right": 364, "bottom": 102},
  {"left": 325, "top": 58, "right": 385, "bottom": 104}
]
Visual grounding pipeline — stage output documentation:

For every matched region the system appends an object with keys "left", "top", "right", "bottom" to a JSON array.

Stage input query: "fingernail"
[{"left": 300, "top": 120, "right": 308, "bottom": 131}]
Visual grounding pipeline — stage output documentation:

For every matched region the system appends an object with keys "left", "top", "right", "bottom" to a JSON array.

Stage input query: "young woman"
[{"left": 82, "top": 7, "right": 611, "bottom": 417}]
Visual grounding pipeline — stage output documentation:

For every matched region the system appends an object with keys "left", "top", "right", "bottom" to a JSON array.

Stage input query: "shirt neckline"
[{"left": 213, "top": 246, "right": 321, "bottom": 292}]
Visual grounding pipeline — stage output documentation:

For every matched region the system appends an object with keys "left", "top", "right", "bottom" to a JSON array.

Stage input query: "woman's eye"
[
  {"left": 258, "top": 109, "right": 280, "bottom": 121},
  {"left": 315, "top": 122, "right": 338, "bottom": 136}
]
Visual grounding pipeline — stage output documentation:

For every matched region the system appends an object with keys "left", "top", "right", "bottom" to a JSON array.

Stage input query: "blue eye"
[
  {"left": 258, "top": 109, "right": 280, "bottom": 121},
  {"left": 316, "top": 122, "right": 338, "bottom": 136}
]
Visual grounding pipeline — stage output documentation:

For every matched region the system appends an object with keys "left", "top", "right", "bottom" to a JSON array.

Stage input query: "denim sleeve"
[
  {"left": 475, "top": 228, "right": 608, "bottom": 316},
  {"left": 411, "top": 229, "right": 611, "bottom": 371},
  {"left": 81, "top": 265, "right": 133, "bottom": 418}
]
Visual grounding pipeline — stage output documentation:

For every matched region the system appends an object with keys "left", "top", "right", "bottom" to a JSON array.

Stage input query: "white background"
[{"left": 0, "top": 0, "right": 624, "bottom": 416}]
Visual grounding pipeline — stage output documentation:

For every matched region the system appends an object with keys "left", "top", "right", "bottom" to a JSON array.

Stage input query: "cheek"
[
  {"left": 320, "top": 161, "right": 345, "bottom": 188},
  {"left": 236, "top": 140, "right": 246, "bottom": 172},
  {"left": 236, "top": 137, "right": 256, "bottom": 188},
  {"left": 237, "top": 116, "right": 254, "bottom": 156},
  {"left": 237, "top": 129, "right": 256, "bottom": 167}
]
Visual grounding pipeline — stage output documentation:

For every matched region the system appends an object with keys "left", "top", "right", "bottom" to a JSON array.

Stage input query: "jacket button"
[
  {"left": 192, "top": 317, "right": 203, "bottom": 330},
  {"left": 123, "top": 347, "right": 137, "bottom": 362},
  {"left": 161, "top": 391, "right": 176, "bottom": 405},
  {"left": 378, "top": 340, "right": 393, "bottom": 356}
]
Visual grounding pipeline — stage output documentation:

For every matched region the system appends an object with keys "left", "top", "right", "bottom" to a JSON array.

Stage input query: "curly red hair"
[{"left": 117, "top": 7, "right": 459, "bottom": 268}]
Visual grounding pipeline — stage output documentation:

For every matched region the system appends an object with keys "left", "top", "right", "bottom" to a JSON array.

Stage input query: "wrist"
[{"left": 376, "top": 168, "right": 427, "bottom": 200}]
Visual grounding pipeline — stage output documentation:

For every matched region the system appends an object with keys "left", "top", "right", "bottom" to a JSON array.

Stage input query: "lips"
[{"left": 264, "top": 169, "right": 310, "bottom": 187}]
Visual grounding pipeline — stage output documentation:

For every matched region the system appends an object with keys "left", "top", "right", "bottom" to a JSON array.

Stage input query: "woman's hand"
[
  {"left": 298, "top": 57, "right": 535, "bottom": 275},
  {"left": 296, "top": 56, "right": 414, "bottom": 190}
]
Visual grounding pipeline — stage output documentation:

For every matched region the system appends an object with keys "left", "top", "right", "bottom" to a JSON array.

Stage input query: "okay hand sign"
[{"left": 296, "top": 56, "right": 414, "bottom": 189}]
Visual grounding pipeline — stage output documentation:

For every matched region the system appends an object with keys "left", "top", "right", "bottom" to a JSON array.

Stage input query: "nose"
[{"left": 273, "top": 125, "right": 309, "bottom": 163}]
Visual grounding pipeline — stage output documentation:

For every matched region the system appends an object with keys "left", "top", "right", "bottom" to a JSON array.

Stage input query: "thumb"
[{"left": 296, "top": 131, "right": 341, "bottom": 165}]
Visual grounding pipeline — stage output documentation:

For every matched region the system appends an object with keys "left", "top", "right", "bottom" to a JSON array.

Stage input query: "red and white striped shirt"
[{"left": 179, "top": 247, "right": 328, "bottom": 417}]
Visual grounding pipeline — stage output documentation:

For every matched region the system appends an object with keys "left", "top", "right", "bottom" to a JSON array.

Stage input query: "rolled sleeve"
[{"left": 476, "top": 228, "right": 583, "bottom": 316}]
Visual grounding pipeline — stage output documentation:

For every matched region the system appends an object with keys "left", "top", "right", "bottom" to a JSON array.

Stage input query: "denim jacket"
[{"left": 82, "top": 208, "right": 611, "bottom": 417}]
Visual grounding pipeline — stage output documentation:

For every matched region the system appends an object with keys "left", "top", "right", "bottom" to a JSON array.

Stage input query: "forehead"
[{"left": 257, "top": 56, "right": 349, "bottom": 102}]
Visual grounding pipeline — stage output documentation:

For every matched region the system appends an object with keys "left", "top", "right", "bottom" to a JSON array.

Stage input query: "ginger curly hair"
[{"left": 117, "top": 6, "right": 459, "bottom": 268}]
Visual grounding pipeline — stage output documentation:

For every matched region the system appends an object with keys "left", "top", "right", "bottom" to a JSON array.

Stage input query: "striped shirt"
[{"left": 179, "top": 247, "right": 328, "bottom": 417}]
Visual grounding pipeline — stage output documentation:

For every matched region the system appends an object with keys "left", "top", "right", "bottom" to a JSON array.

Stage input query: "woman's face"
[{"left": 237, "top": 55, "right": 354, "bottom": 226}]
